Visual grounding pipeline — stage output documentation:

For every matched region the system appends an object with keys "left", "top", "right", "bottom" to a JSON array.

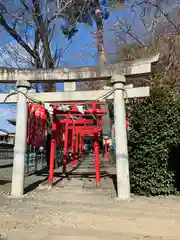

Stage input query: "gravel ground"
[
  {"left": 1, "top": 159, "right": 180, "bottom": 240},
  {"left": 0, "top": 187, "right": 180, "bottom": 240}
]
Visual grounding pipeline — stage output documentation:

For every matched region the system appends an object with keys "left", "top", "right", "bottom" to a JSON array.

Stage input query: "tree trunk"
[
  {"left": 93, "top": 0, "right": 108, "bottom": 90},
  {"left": 94, "top": 0, "right": 107, "bottom": 67},
  {"left": 32, "top": 0, "right": 56, "bottom": 92}
]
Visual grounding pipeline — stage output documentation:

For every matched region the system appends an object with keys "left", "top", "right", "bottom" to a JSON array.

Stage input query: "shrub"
[{"left": 128, "top": 87, "right": 180, "bottom": 196}]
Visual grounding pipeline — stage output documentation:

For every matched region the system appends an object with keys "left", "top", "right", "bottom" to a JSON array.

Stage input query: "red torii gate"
[
  {"left": 48, "top": 102, "right": 105, "bottom": 186},
  {"left": 71, "top": 125, "right": 102, "bottom": 184}
]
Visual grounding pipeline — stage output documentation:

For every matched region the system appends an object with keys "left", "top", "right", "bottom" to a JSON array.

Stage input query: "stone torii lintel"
[
  {"left": 0, "top": 87, "right": 149, "bottom": 104},
  {"left": 0, "top": 54, "right": 159, "bottom": 83}
]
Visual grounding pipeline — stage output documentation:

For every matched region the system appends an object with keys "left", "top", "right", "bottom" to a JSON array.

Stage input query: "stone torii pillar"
[
  {"left": 111, "top": 75, "right": 130, "bottom": 200},
  {"left": 11, "top": 80, "right": 31, "bottom": 197}
]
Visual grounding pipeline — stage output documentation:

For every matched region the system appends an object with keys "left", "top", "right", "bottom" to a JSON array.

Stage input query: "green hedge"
[{"left": 128, "top": 87, "right": 180, "bottom": 196}]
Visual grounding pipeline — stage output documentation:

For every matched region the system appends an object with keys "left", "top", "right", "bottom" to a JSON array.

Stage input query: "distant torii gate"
[{"left": 0, "top": 54, "right": 159, "bottom": 199}]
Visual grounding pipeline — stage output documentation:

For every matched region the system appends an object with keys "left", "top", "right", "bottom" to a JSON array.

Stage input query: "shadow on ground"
[
  {"left": 0, "top": 163, "right": 13, "bottom": 169},
  {"left": 24, "top": 177, "right": 48, "bottom": 194},
  {"left": 0, "top": 180, "right": 11, "bottom": 185}
]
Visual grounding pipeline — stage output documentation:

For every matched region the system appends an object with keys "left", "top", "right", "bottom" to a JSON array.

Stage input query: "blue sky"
[
  {"left": 0, "top": 105, "right": 16, "bottom": 132},
  {"left": 0, "top": 7, "right": 137, "bottom": 132}
]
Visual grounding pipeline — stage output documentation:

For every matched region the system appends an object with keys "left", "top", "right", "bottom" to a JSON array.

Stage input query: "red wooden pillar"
[
  {"left": 71, "top": 127, "right": 75, "bottom": 156},
  {"left": 81, "top": 135, "right": 84, "bottom": 155},
  {"left": 48, "top": 121, "right": 56, "bottom": 185},
  {"left": 104, "top": 136, "right": 108, "bottom": 161},
  {"left": 75, "top": 132, "right": 79, "bottom": 155},
  {"left": 94, "top": 132, "right": 100, "bottom": 186},
  {"left": 79, "top": 134, "right": 82, "bottom": 156},
  {"left": 79, "top": 134, "right": 84, "bottom": 157},
  {"left": 63, "top": 121, "right": 69, "bottom": 173},
  {"left": 70, "top": 127, "right": 75, "bottom": 169}
]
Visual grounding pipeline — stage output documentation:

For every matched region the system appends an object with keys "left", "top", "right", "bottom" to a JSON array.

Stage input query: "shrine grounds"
[{"left": 0, "top": 158, "right": 180, "bottom": 240}]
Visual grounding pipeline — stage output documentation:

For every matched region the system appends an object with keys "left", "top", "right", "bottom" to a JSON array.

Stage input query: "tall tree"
[
  {"left": 0, "top": 0, "right": 72, "bottom": 91},
  {"left": 0, "top": 0, "right": 124, "bottom": 91},
  {"left": 57, "top": 0, "right": 124, "bottom": 66},
  {"left": 55, "top": 0, "right": 124, "bottom": 89},
  {"left": 111, "top": 0, "right": 180, "bottom": 87}
]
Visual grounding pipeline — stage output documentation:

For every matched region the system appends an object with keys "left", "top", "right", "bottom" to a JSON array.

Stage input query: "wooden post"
[
  {"left": 63, "top": 121, "right": 69, "bottom": 174},
  {"left": 48, "top": 121, "right": 56, "bottom": 185},
  {"left": 94, "top": 132, "right": 100, "bottom": 187},
  {"left": 104, "top": 136, "right": 108, "bottom": 161}
]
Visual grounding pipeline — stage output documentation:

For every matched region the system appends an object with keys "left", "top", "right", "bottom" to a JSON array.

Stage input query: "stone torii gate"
[{"left": 0, "top": 55, "right": 159, "bottom": 199}]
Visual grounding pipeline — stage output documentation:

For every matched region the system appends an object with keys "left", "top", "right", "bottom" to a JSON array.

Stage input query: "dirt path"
[
  {"left": 1, "top": 158, "right": 180, "bottom": 239},
  {"left": 0, "top": 184, "right": 180, "bottom": 240}
]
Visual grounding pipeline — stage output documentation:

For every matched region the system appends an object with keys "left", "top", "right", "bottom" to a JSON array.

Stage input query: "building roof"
[
  {"left": 7, "top": 119, "right": 16, "bottom": 126},
  {"left": 0, "top": 129, "right": 9, "bottom": 136}
]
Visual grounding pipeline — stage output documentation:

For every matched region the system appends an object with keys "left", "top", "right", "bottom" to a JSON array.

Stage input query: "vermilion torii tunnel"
[
  {"left": 48, "top": 101, "right": 105, "bottom": 186},
  {"left": 26, "top": 101, "right": 107, "bottom": 186}
]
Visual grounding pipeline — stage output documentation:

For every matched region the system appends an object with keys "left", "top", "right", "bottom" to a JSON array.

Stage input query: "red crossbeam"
[
  {"left": 55, "top": 111, "right": 104, "bottom": 116},
  {"left": 56, "top": 119, "right": 104, "bottom": 125}
]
